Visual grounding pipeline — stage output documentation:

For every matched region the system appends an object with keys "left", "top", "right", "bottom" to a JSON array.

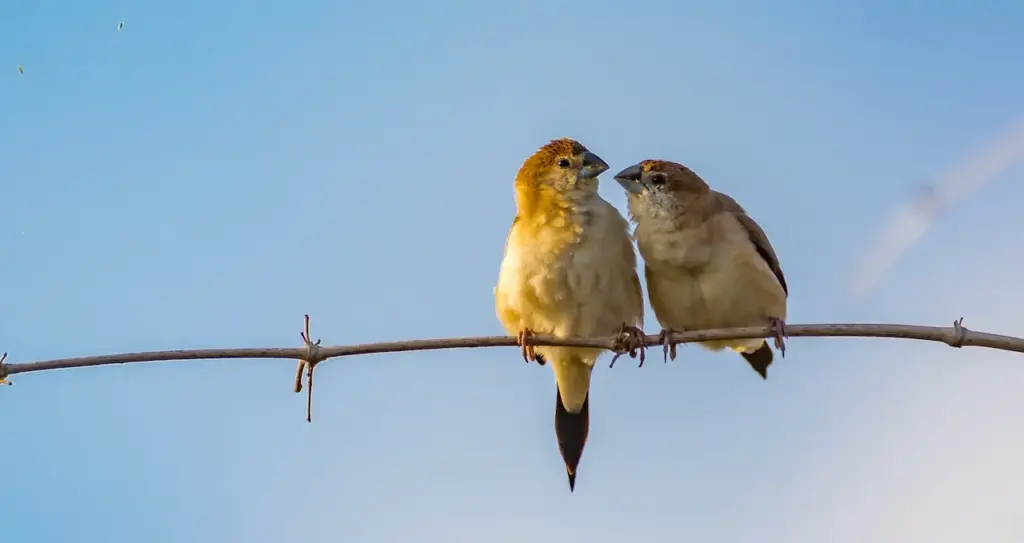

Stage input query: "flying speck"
[
  {"left": 851, "top": 117, "right": 1024, "bottom": 298},
  {"left": 118, "top": 22, "right": 124, "bottom": 32},
  {"left": 16, "top": 65, "right": 23, "bottom": 74}
]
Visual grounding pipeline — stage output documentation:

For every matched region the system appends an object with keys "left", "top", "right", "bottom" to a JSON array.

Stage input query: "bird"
[
  {"left": 495, "top": 138, "right": 646, "bottom": 491},
  {"left": 117, "top": 22, "right": 124, "bottom": 32},
  {"left": 614, "top": 159, "right": 787, "bottom": 379},
  {"left": 16, "top": 65, "right": 24, "bottom": 75}
]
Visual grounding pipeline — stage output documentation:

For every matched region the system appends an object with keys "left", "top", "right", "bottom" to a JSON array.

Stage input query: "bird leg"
[
  {"left": 609, "top": 323, "right": 647, "bottom": 368},
  {"left": 656, "top": 328, "right": 682, "bottom": 363},
  {"left": 517, "top": 328, "right": 543, "bottom": 365},
  {"left": 768, "top": 317, "right": 787, "bottom": 358}
]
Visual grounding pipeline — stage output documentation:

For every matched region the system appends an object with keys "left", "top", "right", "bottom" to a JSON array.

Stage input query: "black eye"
[
  {"left": 556, "top": 158, "right": 571, "bottom": 168},
  {"left": 650, "top": 173, "right": 667, "bottom": 185}
]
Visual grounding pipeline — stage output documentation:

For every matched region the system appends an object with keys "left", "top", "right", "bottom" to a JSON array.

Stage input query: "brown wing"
[{"left": 714, "top": 191, "right": 788, "bottom": 296}]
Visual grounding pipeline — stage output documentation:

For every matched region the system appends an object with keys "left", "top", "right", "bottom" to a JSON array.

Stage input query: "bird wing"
[{"left": 714, "top": 191, "right": 788, "bottom": 296}]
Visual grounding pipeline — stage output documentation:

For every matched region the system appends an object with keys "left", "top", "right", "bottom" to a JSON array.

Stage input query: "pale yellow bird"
[
  {"left": 495, "top": 138, "right": 645, "bottom": 491},
  {"left": 614, "top": 159, "right": 788, "bottom": 379}
]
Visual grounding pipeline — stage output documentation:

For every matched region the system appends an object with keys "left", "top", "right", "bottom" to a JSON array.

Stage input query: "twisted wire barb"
[
  {"left": 1, "top": 317, "right": 1021, "bottom": 421},
  {"left": 295, "top": 314, "right": 323, "bottom": 422},
  {"left": 0, "top": 352, "right": 10, "bottom": 386}
]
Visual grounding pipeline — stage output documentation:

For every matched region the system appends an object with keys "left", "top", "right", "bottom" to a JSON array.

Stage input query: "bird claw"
[
  {"left": 517, "top": 329, "right": 543, "bottom": 365},
  {"left": 656, "top": 328, "right": 680, "bottom": 363},
  {"left": 610, "top": 323, "right": 647, "bottom": 368},
  {"left": 768, "top": 318, "right": 787, "bottom": 358}
]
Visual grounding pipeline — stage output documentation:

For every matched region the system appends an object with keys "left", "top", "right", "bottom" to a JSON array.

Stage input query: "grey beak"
[
  {"left": 578, "top": 151, "right": 609, "bottom": 179},
  {"left": 614, "top": 164, "right": 645, "bottom": 195}
]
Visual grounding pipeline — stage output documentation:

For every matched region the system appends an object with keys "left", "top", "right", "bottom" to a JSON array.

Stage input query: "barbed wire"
[{"left": 1, "top": 316, "right": 1020, "bottom": 421}]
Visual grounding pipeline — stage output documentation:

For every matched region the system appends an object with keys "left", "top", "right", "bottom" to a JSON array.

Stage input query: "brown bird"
[
  {"left": 495, "top": 138, "right": 645, "bottom": 491},
  {"left": 614, "top": 159, "right": 787, "bottom": 378}
]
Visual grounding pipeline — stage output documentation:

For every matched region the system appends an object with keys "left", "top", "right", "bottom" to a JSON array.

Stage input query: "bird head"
[
  {"left": 513, "top": 138, "right": 609, "bottom": 212},
  {"left": 613, "top": 159, "right": 711, "bottom": 222}
]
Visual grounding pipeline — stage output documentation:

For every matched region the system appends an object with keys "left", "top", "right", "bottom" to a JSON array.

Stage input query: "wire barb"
[
  {"left": 949, "top": 317, "right": 968, "bottom": 348},
  {"left": 292, "top": 314, "right": 323, "bottom": 423},
  {"left": 0, "top": 352, "right": 10, "bottom": 386}
]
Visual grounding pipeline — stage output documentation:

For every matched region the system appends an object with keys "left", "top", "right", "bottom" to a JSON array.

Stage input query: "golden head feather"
[
  {"left": 515, "top": 138, "right": 589, "bottom": 183},
  {"left": 512, "top": 138, "right": 609, "bottom": 220}
]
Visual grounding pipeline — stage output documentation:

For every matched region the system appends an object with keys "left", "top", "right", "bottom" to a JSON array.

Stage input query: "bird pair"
[{"left": 494, "top": 138, "right": 789, "bottom": 492}]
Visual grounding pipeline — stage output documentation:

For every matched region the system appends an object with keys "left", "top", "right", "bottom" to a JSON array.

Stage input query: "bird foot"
[
  {"left": 517, "top": 329, "right": 544, "bottom": 365},
  {"left": 656, "top": 328, "right": 682, "bottom": 363},
  {"left": 768, "top": 318, "right": 787, "bottom": 358},
  {"left": 610, "top": 323, "right": 647, "bottom": 368}
]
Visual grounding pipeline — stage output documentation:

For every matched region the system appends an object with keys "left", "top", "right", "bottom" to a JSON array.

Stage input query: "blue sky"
[{"left": 2, "top": 0, "right": 1024, "bottom": 541}]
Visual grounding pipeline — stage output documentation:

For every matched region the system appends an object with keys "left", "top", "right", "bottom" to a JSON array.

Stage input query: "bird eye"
[
  {"left": 650, "top": 173, "right": 667, "bottom": 185},
  {"left": 556, "top": 158, "right": 571, "bottom": 168}
]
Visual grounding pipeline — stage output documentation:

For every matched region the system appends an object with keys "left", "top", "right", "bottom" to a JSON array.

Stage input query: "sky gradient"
[{"left": 2, "top": 1, "right": 1024, "bottom": 542}]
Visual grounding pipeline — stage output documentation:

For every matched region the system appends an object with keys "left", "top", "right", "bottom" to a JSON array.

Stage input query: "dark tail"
[
  {"left": 554, "top": 388, "right": 589, "bottom": 492},
  {"left": 741, "top": 342, "right": 773, "bottom": 379}
]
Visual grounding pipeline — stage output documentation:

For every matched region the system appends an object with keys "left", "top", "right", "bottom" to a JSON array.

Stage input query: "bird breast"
[
  {"left": 637, "top": 215, "right": 729, "bottom": 274},
  {"left": 498, "top": 200, "right": 637, "bottom": 338}
]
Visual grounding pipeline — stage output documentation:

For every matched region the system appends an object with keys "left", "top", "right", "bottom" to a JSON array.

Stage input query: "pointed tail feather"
[
  {"left": 554, "top": 388, "right": 589, "bottom": 492},
  {"left": 740, "top": 342, "right": 773, "bottom": 379}
]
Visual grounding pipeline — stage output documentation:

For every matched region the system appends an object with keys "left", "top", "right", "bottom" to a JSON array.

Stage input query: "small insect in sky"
[
  {"left": 118, "top": 22, "right": 124, "bottom": 32},
  {"left": 16, "top": 65, "right": 24, "bottom": 74}
]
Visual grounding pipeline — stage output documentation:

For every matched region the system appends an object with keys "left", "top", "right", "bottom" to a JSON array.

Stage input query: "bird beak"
[
  {"left": 578, "top": 151, "right": 610, "bottom": 179},
  {"left": 614, "top": 164, "right": 645, "bottom": 195}
]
